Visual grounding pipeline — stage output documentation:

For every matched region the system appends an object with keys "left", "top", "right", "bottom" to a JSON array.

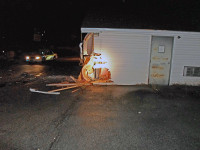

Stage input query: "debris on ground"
[
  {"left": 30, "top": 53, "right": 114, "bottom": 95},
  {"left": 30, "top": 74, "right": 113, "bottom": 95},
  {"left": 0, "top": 72, "right": 39, "bottom": 87},
  {"left": 30, "top": 88, "right": 60, "bottom": 95}
]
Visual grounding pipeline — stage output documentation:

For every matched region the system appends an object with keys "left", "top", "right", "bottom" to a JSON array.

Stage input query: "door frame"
[{"left": 148, "top": 35, "right": 174, "bottom": 85}]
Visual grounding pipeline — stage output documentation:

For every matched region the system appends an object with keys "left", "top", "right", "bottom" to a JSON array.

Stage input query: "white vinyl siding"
[
  {"left": 94, "top": 32, "right": 151, "bottom": 85},
  {"left": 82, "top": 28, "right": 200, "bottom": 85},
  {"left": 170, "top": 35, "right": 200, "bottom": 85}
]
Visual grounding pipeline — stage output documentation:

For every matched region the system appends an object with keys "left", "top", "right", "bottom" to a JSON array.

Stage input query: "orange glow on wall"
[{"left": 78, "top": 53, "right": 111, "bottom": 82}]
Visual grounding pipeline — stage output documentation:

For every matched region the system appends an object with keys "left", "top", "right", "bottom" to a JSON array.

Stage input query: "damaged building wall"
[
  {"left": 79, "top": 33, "right": 112, "bottom": 82},
  {"left": 81, "top": 28, "right": 200, "bottom": 85}
]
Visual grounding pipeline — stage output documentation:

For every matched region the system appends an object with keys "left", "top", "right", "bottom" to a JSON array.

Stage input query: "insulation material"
[
  {"left": 83, "top": 33, "right": 94, "bottom": 55},
  {"left": 78, "top": 53, "right": 111, "bottom": 82}
]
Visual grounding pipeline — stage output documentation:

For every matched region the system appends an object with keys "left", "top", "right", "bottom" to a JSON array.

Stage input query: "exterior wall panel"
[
  {"left": 93, "top": 32, "right": 151, "bottom": 85},
  {"left": 170, "top": 35, "right": 200, "bottom": 85}
]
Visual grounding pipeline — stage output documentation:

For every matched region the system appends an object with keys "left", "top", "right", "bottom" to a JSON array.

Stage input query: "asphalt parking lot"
[{"left": 0, "top": 61, "right": 200, "bottom": 150}]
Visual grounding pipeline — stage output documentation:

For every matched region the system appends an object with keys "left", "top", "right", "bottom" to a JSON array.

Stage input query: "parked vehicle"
[{"left": 25, "top": 49, "right": 58, "bottom": 63}]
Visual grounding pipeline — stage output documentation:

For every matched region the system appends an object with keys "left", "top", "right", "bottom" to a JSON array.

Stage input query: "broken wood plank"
[
  {"left": 47, "top": 85, "right": 81, "bottom": 93},
  {"left": 71, "top": 88, "right": 80, "bottom": 93},
  {"left": 70, "top": 76, "right": 77, "bottom": 82},
  {"left": 46, "top": 82, "right": 92, "bottom": 87},
  {"left": 46, "top": 83, "right": 77, "bottom": 87},
  {"left": 30, "top": 88, "right": 60, "bottom": 95}
]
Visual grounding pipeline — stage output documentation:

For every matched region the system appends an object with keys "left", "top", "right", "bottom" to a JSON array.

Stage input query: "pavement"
[{"left": 0, "top": 60, "right": 200, "bottom": 150}]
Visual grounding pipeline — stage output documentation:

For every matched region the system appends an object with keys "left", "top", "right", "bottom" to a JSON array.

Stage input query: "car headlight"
[
  {"left": 35, "top": 56, "right": 40, "bottom": 60},
  {"left": 26, "top": 56, "right": 30, "bottom": 59}
]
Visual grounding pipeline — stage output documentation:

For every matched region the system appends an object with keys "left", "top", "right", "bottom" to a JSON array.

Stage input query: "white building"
[{"left": 80, "top": 10, "right": 200, "bottom": 85}]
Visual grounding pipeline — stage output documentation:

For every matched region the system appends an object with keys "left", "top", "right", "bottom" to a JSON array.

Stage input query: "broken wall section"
[{"left": 79, "top": 33, "right": 112, "bottom": 83}]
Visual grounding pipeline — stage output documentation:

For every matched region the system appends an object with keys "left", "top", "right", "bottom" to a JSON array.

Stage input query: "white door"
[{"left": 149, "top": 36, "right": 174, "bottom": 85}]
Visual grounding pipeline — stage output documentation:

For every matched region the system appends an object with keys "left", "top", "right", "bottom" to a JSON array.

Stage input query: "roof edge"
[{"left": 81, "top": 27, "right": 200, "bottom": 34}]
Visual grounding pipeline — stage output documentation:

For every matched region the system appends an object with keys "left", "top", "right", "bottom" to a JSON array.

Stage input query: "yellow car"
[{"left": 25, "top": 49, "right": 58, "bottom": 63}]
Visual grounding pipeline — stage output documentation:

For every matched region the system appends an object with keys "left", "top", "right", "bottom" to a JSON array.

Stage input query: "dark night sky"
[
  {"left": 0, "top": 0, "right": 200, "bottom": 48},
  {"left": 0, "top": 0, "right": 88, "bottom": 47}
]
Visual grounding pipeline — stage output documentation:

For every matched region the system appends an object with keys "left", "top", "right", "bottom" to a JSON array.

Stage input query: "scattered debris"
[
  {"left": 78, "top": 53, "right": 111, "bottom": 82},
  {"left": 35, "top": 73, "right": 43, "bottom": 77},
  {"left": 30, "top": 52, "right": 114, "bottom": 94},
  {"left": 71, "top": 88, "right": 80, "bottom": 93},
  {"left": 47, "top": 85, "right": 82, "bottom": 93},
  {"left": 70, "top": 75, "right": 77, "bottom": 82},
  {"left": 46, "top": 83, "right": 77, "bottom": 87},
  {"left": 30, "top": 88, "right": 60, "bottom": 95},
  {"left": 30, "top": 75, "right": 113, "bottom": 95}
]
